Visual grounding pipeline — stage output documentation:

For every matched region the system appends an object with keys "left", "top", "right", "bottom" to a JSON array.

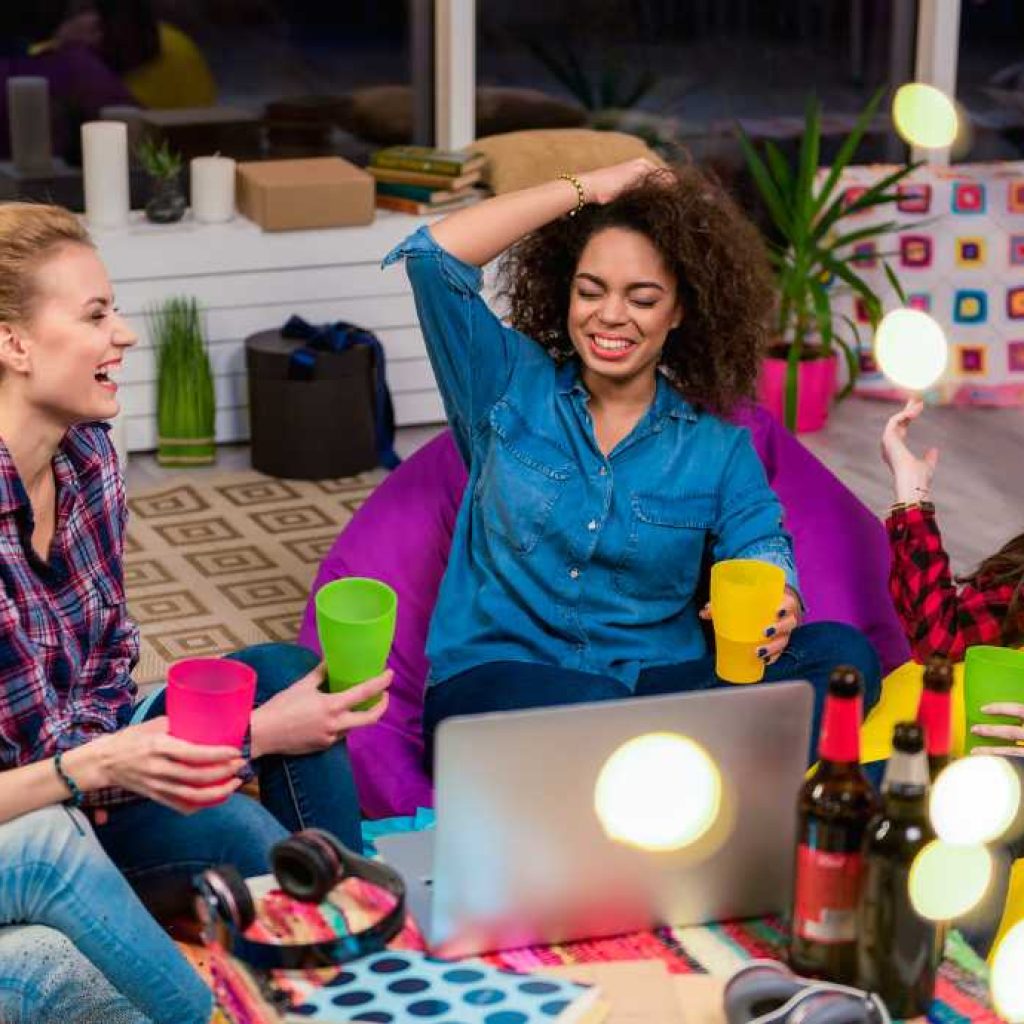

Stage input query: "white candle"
[
  {"left": 8, "top": 77, "right": 52, "bottom": 175},
  {"left": 81, "top": 121, "right": 130, "bottom": 227},
  {"left": 190, "top": 155, "right": 236, "bottom": 223}
]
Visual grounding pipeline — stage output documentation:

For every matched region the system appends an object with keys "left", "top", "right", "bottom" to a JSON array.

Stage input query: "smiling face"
[
  {"left": 567, "top": 226, "right": 683, "bottom": 391},
  {"left": 0, "top": 243, "right": 137, "bottom": 428}
]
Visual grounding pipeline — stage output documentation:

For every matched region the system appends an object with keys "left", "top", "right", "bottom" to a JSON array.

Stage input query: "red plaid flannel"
[
  {"left": 887, "top": 504, "right": 1015, "bottom": 662},
  {"left": 0, "top": 424, "right": 139, "bottom": 805}
]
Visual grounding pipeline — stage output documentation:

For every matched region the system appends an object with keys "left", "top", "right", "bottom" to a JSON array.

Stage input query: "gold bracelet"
[{"left": 559, "top": 173, "right": 586, "bottom": 216}]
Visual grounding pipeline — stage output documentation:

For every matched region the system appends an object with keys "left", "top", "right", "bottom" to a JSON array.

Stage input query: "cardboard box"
[{"left": 236, "top": 156, "right": 375, "bottom": 231}]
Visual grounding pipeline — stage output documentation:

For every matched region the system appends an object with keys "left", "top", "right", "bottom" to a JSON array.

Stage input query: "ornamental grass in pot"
[
  {"left": 737, "top": 90, "right": 917, "bottom": 432},
  {"left": 150, "top": 297, "right": 216, "bottom": 465}
]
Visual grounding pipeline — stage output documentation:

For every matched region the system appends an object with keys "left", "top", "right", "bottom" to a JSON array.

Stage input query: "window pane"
[
  {"left": 477, "top": 0, "right": 917, "bottom": 174},
  {"left": 0, "top": 2, "right": 421, "bottom": 172},
  {"left": 955, "top": 0, "right": 1024, "bottom": 162}
]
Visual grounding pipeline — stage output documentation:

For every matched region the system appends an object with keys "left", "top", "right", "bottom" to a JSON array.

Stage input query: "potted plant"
[
  {"left": 737, "top": 90, "right": 918, "bottom": 432},
  {"left": 136, "top": 134, "right": 186, "bottom": 224},
  {"left": 150, "top": 297, "right": 216, "bottom": 466}
]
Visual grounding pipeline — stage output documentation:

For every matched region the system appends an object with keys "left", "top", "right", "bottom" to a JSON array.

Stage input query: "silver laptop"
[{"left": 376, "top": 681, "right": 812, "bottom": 958}]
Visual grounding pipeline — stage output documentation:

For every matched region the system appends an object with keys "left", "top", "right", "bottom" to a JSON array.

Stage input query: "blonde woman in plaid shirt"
[{"left": 0, "top": 204, "right": 391, "bottom": 1022}]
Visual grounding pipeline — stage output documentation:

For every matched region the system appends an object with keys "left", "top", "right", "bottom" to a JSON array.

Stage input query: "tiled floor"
[{"left": 125, "top": 397, "right": 1024, "bottom": 577}]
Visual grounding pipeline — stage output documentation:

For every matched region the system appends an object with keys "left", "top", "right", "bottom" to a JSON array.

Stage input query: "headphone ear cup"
[
  {"left": 198, "top": 864, "right": 256, "bottom": 934},
  {"left": 724, "top": 962, "right": 802, "bottom": 1024},
  {"left": 271, "top": 829, "right": 346, "bottom": 904},
  {"left": 780, "top": 990, "right": 879, "bottom": 1024}
]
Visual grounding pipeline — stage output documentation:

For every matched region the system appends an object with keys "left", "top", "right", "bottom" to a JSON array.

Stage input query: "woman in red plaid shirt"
[
  {"left": 882, "top": 397, "right": 1024, "bottom": 755},
  {"left": 0, "top": 204, "right": 391, "bottom": 1023}
]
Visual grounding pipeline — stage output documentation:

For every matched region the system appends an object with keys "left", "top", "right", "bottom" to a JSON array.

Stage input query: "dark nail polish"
[
  {"left": 757, "top": 647, "right": 767, "bottom": 658},
  {"left": 765, "top": 627, "right": 777, "bottom": 638}
]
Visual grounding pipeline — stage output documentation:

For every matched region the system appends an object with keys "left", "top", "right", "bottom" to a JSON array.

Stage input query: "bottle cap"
[
  {"left": 827, "top": 665, "right": 863, "bottom": 699},
  {"left": 923, "top": 654, "right": 954, "bottom": 693},
  {"left": 892, "top": 721, "right": 925, "bottom": 754}
]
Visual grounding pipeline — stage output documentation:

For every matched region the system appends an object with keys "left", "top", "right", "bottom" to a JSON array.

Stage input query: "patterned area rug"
[{"left": 125, "top": 469, "right": 384, "bottom": 687}]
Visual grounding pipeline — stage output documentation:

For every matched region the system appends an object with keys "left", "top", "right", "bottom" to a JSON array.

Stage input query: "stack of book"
[{"left": 369, "top": 145, "right": 487, "bottom": 215}]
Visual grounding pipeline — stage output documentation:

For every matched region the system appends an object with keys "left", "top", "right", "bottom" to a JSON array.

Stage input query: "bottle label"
[
  {"left": 819, "top": 696, "right": 862, "bottom": 763},
  {"left": 918, "top": 689, "right": 952, "bottom": 756},
  {"left": 793, "top": 844, "right": 864, "bottom": 943}
]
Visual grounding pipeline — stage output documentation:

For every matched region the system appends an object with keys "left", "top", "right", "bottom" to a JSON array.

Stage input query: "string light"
[
  {"left": 874, "top": 308, "right": 949, "bottom": 392},
  {"left": 594, "top": 733, "right": 721, "bottom": 852},
  {"left": 893, "top": 83, "right": 959, "bottom": 149}
]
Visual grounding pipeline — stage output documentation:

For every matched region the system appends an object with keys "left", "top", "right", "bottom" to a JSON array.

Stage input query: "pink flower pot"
[{"left": 758, "top": 353, "right": 837, "bottom": 433}]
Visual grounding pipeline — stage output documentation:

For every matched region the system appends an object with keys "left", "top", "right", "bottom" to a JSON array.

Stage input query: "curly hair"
[{"left": 496, "top": 166, "right": 775, "bottom": 415}]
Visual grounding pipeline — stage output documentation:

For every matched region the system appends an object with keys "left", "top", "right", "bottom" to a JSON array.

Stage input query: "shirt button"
[
  {"left": 569, "top": 567, "right": 580, "bottom": 579},
  {"left": 598, "top": 466, "right": 608, "bottom": 476},
  {"left": 587, "top": 520, "right": 598, "bottom": 532}
]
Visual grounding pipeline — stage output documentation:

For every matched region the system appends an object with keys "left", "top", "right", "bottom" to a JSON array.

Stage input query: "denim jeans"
[
  {"left": 0, "top": 926, "right": 150, "bottom": 1024},
  {"left": 424, "top": 621, "right": 883, "bottom": 771},
  {"left": 96, "top": 643, "right": 364, "bottom": 920},
  {"left": 0, "top": 806, "right": 210, "bottom": 1024}
]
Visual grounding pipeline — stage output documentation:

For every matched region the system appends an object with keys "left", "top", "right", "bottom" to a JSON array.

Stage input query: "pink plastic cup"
[{"left": 166, "top": 657, "right": 256, "bottom": 748}]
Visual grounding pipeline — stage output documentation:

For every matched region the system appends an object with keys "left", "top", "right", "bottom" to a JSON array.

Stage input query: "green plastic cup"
[
  {"left": 315, "top": 577, "right": 397, "bottom": 710},
  {"left": 964, "top": 646, "right": 1024, "bottom": 753}
]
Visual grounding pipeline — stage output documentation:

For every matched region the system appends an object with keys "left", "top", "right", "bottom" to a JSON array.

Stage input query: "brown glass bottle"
[
  {"left": 789, "top": 666, "right": 880, "bottom": 984},
  {"left": 857, "top": 722, "right": 943, "bottom": 1017},
  {"left": 917, "top": 654, "right": 954, "bottom": 781}
]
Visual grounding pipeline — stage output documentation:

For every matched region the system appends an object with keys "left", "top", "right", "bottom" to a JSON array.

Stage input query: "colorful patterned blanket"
[{"left": 183, "top": 879, "right": 1001, "bottom": 1023}]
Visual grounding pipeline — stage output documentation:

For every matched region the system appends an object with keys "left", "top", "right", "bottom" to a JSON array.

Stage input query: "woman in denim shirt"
[{"left": 385, "top": 160, "right": 881, "bottom": 759}]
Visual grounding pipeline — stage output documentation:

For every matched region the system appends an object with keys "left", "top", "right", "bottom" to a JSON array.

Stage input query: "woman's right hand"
[
  {"left": 577, "top": 158, "right": 665, "bottom": 205},
  {"left": 881, "top": 398, "right": 939, "bottom": 505},
  {"left": 64, "top": 718, "right": 244, "bottom": 814},
  {"left": 249, "top": 662, "right": 392, "bottom": 758}
]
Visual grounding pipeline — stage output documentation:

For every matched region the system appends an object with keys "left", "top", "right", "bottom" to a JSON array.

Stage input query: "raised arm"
[
  {"left": 881, "top": 399, "right": 1011, "bottom": 660},
  {"left": 429, "top": 158, "right": 662, "bottom": 267}
]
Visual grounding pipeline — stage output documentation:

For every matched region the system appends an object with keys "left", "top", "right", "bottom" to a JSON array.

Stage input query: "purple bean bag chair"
[{"left": 298, "top": 404, "right": 910, "bottom": 819}]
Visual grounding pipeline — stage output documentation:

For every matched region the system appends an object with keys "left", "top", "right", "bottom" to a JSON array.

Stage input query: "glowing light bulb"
[
  {"left": 992, "top": 920, "right": 1024, "bottom": 1022},
  {"left": 874, "top": 308, "right": 948, "bottom": 392},
  {"left": 930, "top": 755, "right": 1021, "bottom": 845},
  {"left": 594, "top": 732, "right": 721, "bottom": 852},
  {"left": 909, "top": 841, "right": 993, "bottom": 921},
  {"left": 893, "top": 83, "right": 959, "bottom": 149}
]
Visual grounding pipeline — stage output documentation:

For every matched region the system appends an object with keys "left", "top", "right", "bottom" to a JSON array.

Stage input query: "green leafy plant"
[
  {"left": 149, "top": 297, "right": 215, "bottom": 466},
  {"left": 135, "top": 134, "right": 183, "bottom": 180},
  {"left": 737, "top": 89, "right": 920, "bottom": 431}
]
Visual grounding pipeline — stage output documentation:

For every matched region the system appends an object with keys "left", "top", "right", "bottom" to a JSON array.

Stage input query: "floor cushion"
[{"left": 298, "top": 405, "right": 910, "bottom": 820}]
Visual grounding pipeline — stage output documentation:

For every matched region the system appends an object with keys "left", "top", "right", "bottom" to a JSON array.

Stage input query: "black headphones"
[
  {"left": 725, "top": 961, "right": 891, "bottom": 1024},
  {"left": 192, "top": 829, "right": 407, "bottom": 971}
]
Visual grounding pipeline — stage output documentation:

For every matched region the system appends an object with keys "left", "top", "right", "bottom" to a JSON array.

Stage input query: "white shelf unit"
[{"left": 92, "top": 210, "right": 444, "bottom": 453}]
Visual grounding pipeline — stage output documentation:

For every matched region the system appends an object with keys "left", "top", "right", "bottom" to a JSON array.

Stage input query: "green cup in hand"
[
  {"left": 964, "top": 645, "right": 1024, "bottom": 753},
  {"left": 315, "top": 577, "right": 397, "bottom": 710}
]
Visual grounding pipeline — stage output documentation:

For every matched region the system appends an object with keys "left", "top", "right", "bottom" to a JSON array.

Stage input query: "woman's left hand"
[
  {"left": 970, "top": 703, "right": 1024, "bottom": 756},
  {"left": 699, "top": 586, "right": 801, "bottom": 666}
]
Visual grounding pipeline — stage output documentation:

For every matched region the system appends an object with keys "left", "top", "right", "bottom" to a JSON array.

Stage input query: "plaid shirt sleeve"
[
  {"left": 0, "top": 427, "right": 138, "bottom": 780},
  {"left": 887, "top": 504, "right": 1012, "bottom": 662}
]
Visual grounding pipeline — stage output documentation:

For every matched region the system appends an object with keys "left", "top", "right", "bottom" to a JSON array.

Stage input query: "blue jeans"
[
  {"left": 424, "top": 622, "right": 883, "bottom": 771},
  {"left": 0, "top": 806, "right": 210, "bottom": 1024},
  {"left": 96, "top": 643, "right": 364, "bottom": 920}
]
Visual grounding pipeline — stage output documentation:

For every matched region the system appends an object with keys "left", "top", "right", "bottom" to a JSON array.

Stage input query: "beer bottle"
[
  {"left": 917, "top": 654, "right": 954, "bottom": 781},
  {"left": 789, "top": 666, "right": 880, "bottom": 983},
  {"left": 857, "top": 722, "right": 943, "bottom": 1017}
]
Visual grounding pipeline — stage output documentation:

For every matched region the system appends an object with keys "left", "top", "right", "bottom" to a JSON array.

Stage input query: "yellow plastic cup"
[{"left": 710, "top": 559, "right": 787, "bottom": 684}]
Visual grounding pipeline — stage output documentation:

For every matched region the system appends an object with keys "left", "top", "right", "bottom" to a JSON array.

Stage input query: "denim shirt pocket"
[
  {"left": 613, "top": 492, "right": 717, "bottom": 601},
  {"left": 473, "top": 400, "right": 573, "bottom": 555}
]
